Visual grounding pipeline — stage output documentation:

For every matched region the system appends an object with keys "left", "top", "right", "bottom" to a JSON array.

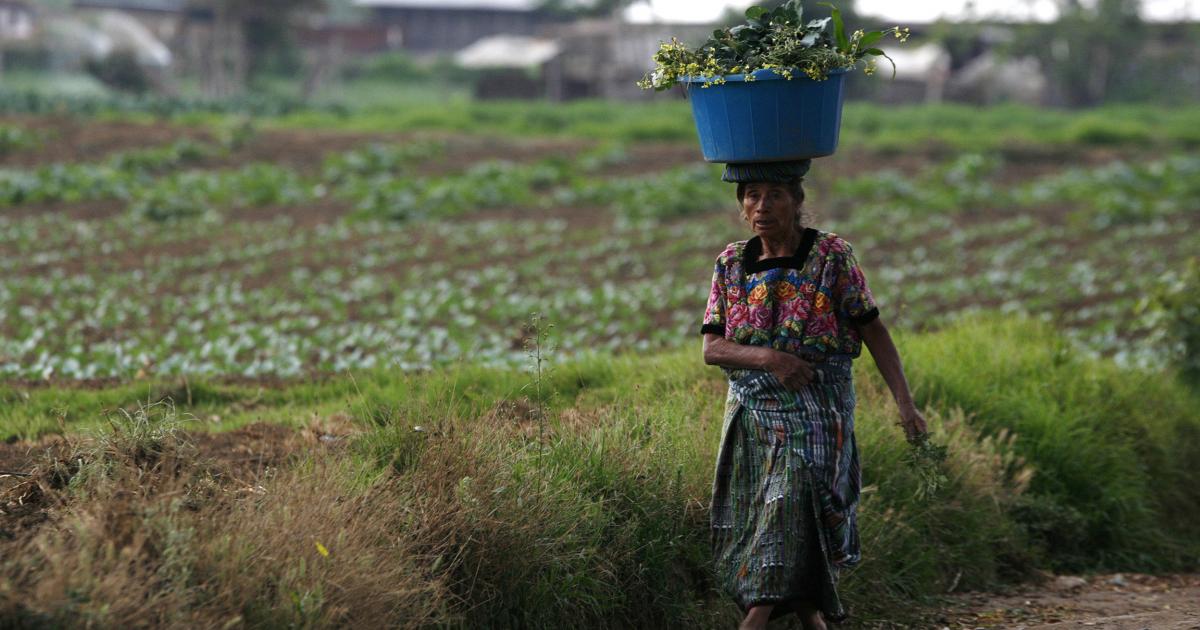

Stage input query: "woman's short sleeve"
[
  {"left": 700, "top": 256, "right": 727, "bottom": 336},
  {"left": 836, "top": 244, "right": 880, "bottom": 326}
]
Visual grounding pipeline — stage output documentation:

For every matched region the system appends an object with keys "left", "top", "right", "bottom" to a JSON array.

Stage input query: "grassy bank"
[{"left": 1, "top": 316, "right": 1197, "bottom": 627}]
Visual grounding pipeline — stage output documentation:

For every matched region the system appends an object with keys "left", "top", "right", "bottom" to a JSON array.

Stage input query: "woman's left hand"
[{"left": 897, "top": 402, "right": 928, "bottom": 442}]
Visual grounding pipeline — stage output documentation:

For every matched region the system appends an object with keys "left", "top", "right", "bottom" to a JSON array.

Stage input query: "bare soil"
[
  {"left": 911, "top": 573, "right": 1200, "bottom": 630},
  {"left": 1, "top": 115, "right": 608, "bottom": 175},
  {"left": 0, "top": 115, "right": 213, "bottom": 168},
  {"left": 4, "top": 115, "right": 1145, "bottom": 183},
  {"left": 0, "top": 420, "right": 351, "bottom": 542}
]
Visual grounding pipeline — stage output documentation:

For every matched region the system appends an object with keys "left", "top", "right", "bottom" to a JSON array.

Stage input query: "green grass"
[
  {"left": 4, "top": 317, "right": 1197, "bottom": 626},
  {"left": 898, "top": 317, "right": 1200, "bottom": 570},
  {"left": 267, "top": 95, "right": 1200, "bottom": 151},
  {"left": 9, "top": 316, "right": 1200, "bottom": 561},
  {"left": 4, "top": 73, "right": 1199, "bottom": 152},
  {"left": 4, "top": 319, "right": 1197, "bottom": 623}
]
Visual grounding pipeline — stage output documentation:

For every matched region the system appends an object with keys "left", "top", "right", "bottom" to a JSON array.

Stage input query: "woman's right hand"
[{"left": 768, "top": 351, "right": 814, "bottom": 391}]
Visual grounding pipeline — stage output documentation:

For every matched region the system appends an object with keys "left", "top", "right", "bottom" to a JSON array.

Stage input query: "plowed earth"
[{"left": 0, "top": 421, "right": 349, "bottom": 544}]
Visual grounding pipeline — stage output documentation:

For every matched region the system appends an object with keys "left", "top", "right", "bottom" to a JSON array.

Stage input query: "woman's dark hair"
[{"left": 736, "top": 179, "right": 807, "bottom": 227}]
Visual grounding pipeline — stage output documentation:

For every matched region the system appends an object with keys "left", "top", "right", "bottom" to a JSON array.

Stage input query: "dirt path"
[{"left": 920, "top": 573, "right": 1200, "bottom": 629}]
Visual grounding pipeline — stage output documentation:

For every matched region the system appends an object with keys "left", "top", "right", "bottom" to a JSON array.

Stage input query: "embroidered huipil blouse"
[{"left": 699, "top": 228, "right": 879, "bottom": 357}]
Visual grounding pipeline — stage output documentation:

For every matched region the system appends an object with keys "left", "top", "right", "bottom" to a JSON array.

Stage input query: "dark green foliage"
[
  {"left": 346, "top": 159, "right": 564, "bottom": 221},
  {"left": 0, "top": 126, "right": 40, "bottom": 157},
  {"left": 1029, "top": 156, "right": 1200, "bottom": 228},
  {"left": 130, "top": 189, "right": 210, "bottom": 222},
  {"left": 0, "top": 88, "right": 321, "bottom": 117},
  {"left": 1066, "top": 116, "right": 1154, "bottom": 146},
  {"left": 640, "top": 1, "right": 898, "bottom": 90},
  {"left": 1141, "top": 258, "right": 1200, "bottom": 387},
  {"left": 896, "top": 316, "right": 1200, "bottom": 571},
  {"left": 342, "top": 52, "right": 432, "bottom": 82},
  {"left": 84, "top": 51, "right": 152, "bottom": 95},
  {"left": 1006, "top": 0, "right": 1144, "bottom": 106},
  {"left": 713, "top": 2, "right": 838, "bottom": 70}
]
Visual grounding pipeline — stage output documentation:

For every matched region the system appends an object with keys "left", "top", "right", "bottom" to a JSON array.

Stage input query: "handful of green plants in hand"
[
  {"left": 639, "top": 0, "right": 910, "bottom": 91},
  {"left": 905, "top": 432, "right": 949, "bottom": 501}
]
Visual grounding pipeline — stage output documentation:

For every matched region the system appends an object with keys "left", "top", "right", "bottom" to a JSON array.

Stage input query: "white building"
[{"left": 0, "top": 1, "right": 34, "bottom": 42}]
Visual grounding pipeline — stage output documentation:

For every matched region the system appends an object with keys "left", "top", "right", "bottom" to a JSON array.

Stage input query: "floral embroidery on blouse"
[{"left": 699, "top": 229, "right": 879, "bottom": 358}]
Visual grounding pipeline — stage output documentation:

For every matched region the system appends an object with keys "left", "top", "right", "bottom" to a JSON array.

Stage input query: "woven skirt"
[{"left": 710, "top": 361, "right": 861, "bottom": 622}]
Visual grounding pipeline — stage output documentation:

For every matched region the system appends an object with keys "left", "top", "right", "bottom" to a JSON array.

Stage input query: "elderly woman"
[{"left": 701, "top": 160, "right": 927, "bottom": 630}]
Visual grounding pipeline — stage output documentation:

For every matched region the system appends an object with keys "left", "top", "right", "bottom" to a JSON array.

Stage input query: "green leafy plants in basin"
[{"left": 639, "top": 0, "right": 910, "bottom": 90}]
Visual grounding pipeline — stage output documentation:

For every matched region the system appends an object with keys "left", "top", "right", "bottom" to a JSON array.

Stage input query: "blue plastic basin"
[{"left": 682, "top": 68, "right": 848, "bottom": 163}]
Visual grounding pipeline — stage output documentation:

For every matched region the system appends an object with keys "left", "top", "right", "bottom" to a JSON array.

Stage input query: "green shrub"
[
  {"left": 344, "top": 51, "right": 432, "bottom": 81},
  {"left": 84, "top": 50, "right": 152, "bottom": 95},
  {"left": 0, "top": 126, "right": 40, "bottom": 156},
  {"left": 1140, "top": 257, "right": 1200, "bottom": 386},
  {"left": 1065, "top": 116, "right": 1153, "bottom": 146},
  {"left": 130, "top": 188, "right": 211, "bottom": 222},
  {"left": 894, "top": 315, "right": 1200, "bottom": 570}
]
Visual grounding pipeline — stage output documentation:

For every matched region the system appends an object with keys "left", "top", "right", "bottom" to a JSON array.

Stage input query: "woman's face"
[{"left": 741, "top": 182, "right": 800, "bottom": 241}]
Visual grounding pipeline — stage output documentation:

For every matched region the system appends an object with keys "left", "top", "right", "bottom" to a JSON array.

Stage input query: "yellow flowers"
[
  {"left": 638, "top": 4, "right": 912, "bottom": 90},
  {"left": 314, "top": 541, "right": 330, "bottom": 558}
]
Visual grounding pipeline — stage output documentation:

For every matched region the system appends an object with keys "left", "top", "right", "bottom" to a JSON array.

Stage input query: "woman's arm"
[
  {"left": 703, "top": 334, "right": 815, "bottom": 390},
  {"left": 857, "top": 318, "right": 928, "bottom": 440}
]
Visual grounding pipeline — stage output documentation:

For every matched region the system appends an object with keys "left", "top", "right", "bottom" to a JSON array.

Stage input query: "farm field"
[
  {"left": 1, "top": 99, "right": 1198, "bottom": 628},
  {"left": 1, "top": 105, "right": 1197, "bottom": 383}
]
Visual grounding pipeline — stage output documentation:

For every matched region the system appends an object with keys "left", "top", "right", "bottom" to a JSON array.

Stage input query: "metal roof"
[{"left": 455, "top": 34, "right": 560, "bottom": 68}]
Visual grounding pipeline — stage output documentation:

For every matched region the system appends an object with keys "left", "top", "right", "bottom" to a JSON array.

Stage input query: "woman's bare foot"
[{"left": 739, "top": 604, "right": 774, "bottom": 630}]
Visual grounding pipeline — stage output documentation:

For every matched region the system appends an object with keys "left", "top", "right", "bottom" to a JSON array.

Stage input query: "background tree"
[
  {"left": 188, "top": 0, "right": 327, "bottom": 98},
  {"left": 1008, "top": 0, "right": 1143, "bottom": 106}
]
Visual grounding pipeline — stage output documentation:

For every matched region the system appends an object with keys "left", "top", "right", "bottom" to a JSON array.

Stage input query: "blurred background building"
[{"left": 0, "top": 0, "right": 1196, "bottom": 106}]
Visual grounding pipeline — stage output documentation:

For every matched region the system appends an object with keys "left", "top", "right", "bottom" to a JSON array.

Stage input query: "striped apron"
[{"left": 710, "top": 356, "right": 860, "bottom": 622}]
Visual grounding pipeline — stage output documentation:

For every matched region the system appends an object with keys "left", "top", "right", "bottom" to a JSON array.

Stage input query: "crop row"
[
  {"left": 5, "top": 89, "right": 1200, "bottom": 152},
  {"left": 0, "top": 214, "right": 710, "bottom": 378},
  {"left": 1, "top": 182, "right": 1195, "bottom": 379},
  {"left": 0, "top": 89, "right": 325, "bottom": 118},
  {"left": 0, "top": 126, "right": 41, "bottom": 156},
  {"left": 1, "top": 137, "right": 1196, "bottom": 378},
  {"left": 831, "top": 153, "right": 1200, "bottom": 227},
  {"left": 0, "top": 137, "right": 732, "bottom": 222},
  {"left": 4, "top": 134, "right": 1198, "bottom": 231}
]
